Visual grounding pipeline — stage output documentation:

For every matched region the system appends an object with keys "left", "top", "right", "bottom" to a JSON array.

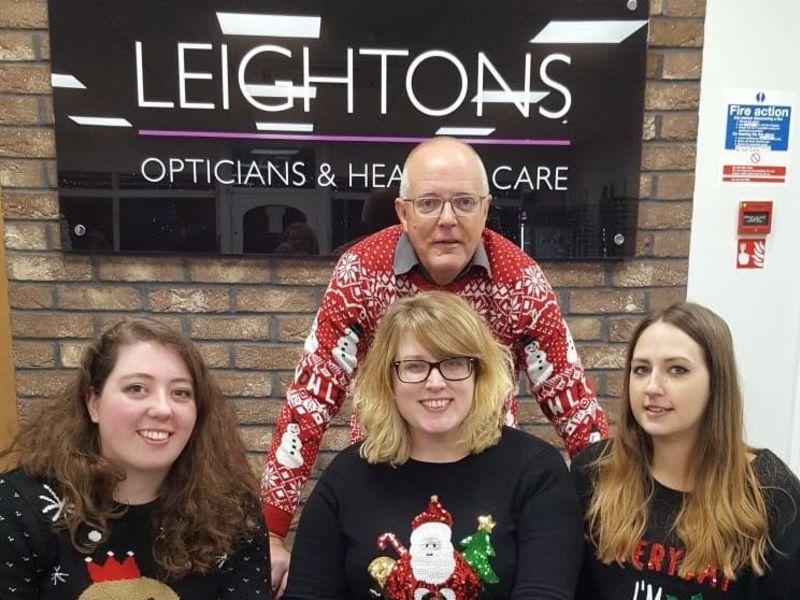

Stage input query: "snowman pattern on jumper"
[
  {"left": 522, "top": 336, "right": 553, "bottom": 387},
  {"left": 78, "top": 551, "right": 180, "bottom": 600},
  {"left": 275, "top": 422, "right": 304, "bottom": 469},
  {"left": 332, "top": 323, "right": 361, "bottom": 374},
  {"left": 303, "top": 316, "right": 319, "bottom": 355}
]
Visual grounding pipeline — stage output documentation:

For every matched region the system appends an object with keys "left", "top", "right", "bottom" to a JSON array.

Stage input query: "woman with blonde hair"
[
  {"left": 0, "top": 318, "right": 270, "bottom": 599},
  {"left": 571, "top": 302, "right": 800, "bottom": 599},
  {"left": 283, "top": 291, "right": 583, "bottom": 599}
]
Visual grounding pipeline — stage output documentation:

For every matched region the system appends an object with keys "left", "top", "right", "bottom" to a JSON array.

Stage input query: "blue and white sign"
[
  {"left": 725, "top": 102, "right": 791, "bottom": 151},
  {"left": 722, "top": 89, "right": 795, "bottom": 185}
]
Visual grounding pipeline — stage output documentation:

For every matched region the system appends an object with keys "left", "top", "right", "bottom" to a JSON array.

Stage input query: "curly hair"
[
  {"left": 9, "top": 318, "right": 260, "bottom": 577},
  {"left": 354, "top": 291, "right": 514, "bottom": 465}
]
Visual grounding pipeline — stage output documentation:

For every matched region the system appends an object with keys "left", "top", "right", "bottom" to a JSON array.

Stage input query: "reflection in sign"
[{"left": 48, "top": 0, "right": 648, "bottom": 259}]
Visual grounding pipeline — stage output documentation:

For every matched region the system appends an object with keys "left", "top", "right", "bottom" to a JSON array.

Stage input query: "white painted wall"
[{"left": 688, "top": 0, "right": 800, "bottom": 471}]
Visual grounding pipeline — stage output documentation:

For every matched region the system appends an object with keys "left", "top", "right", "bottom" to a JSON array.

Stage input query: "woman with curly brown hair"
[{"left": 0, "top": 318, "right": 270, "bottom": 600}]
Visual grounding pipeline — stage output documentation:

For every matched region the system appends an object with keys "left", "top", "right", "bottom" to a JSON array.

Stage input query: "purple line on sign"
[{"left": 138, "top": 129, "right": 571, "bottom": 146}]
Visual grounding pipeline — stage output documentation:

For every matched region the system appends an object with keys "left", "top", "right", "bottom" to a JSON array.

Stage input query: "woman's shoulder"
[
  {"left": 494, "top": 426, "right": 569, "bottom": 469},
  {"left": 752, "top": 448, "right": 800, "bottom": 489},
  {"left": 570, "top": 439, "right": 612, "bottom": 473},
  {"left": 1, "top": 467, "right": 50, "bottom": 505}
]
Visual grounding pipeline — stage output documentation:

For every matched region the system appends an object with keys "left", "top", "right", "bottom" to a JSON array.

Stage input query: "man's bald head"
[{"left": 399, "top": 137, "right": 489, "bottom": 198}]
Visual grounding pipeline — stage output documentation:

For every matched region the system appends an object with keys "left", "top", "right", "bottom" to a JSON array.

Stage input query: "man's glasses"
[
  {"left": 401, "top": 195, "right": 485, "bottom": 217},
  {"left": 393, "top": 357, "right": 476, "bottom": 383}
]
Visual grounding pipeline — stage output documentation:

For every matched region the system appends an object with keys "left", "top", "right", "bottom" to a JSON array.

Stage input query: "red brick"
[
  {"left": 649, "top": 287, "right": 686, "bottom": 311},
  {"left": 16, "top": 370, "right": 74, "bottom": 397},
  {"left": 642, "top": 114, "right": 656, "bottom": 141},
  {"left": 606, "top": 371, "right": 626, "bottom": 398},
  {"left": 645, "top": 82, "right": 700, "bottom": 110},
  {"left": 214, "top": 371, "right": 271, "bottom": 397},
  {"left": 236, "top": 288, "right": 319, "bottom": 313},
  {"left": 0, "top": 158, "right": 45, "bottom": 187},
  {"left": 565, "top": 316, "right": 603, "bottom": 341},
  {"left": 1, "top": 190, "right": 58, "bottom": 218},
  {"left": 7, "top": 255, "right": 92, "bottom": 281},
  {"left": 273, "top": 258, "right": 335, "bottom": 285},
  {"left": 537, "top": 263, "right": 604, "bottom": 287},
  {"left": 659, "top": 112, "right": 698, "bottom": 141},
  {"left": 59, "top": 342, "right": 89, "bottom": 368},
  {"left": 97, "top": 256, "right": 184, "bottom": 282},
  {"left": 636, "top": 232, "right": 653, "bottom": 257},
  {"left": 646, "top": 50, "right": 662, "bottom": 79},
  {"left": 4, "top": 221, "right": 48, "bottom": 250},
  {"left": 638, "top": 201, "right": 692, "bottom": 229},
  {"left": 0, "top": 95, "right": 39, "bottom": 126},
  {"left": 190, "top": 316, "right": 268, "bottom": 340},
  {"left": 640, "top": 173, "right": 653, "bottom": 199},
  {"left": 579, "top": 344, "right": 627, "bottom": 369},
  {"left": 0, "top": 65, "right": 50, "bottom": 94},
  {"left": 652, "top": 230, "right": 691, "bottom": 257},
  {"left": 665, "top": 0, "right": 705, "bottom": 17},
  {"left": 649, "top": 17, "right": 704, "bottom": 47},
  {"left": 189, "top": 258, "right": 270, "bottom": 284},
  {"left": 277, "top": 315, "right": 314, "bottom": 342},
  {"left": 649, "top": 0, "right": 664, "bottom": 16},
  {"left": 196, "top": 343, "right": 231, "bottom": 368},
  {"left": 611, "top": 260, "right": 688, "bottom": 287},
  {"left": 609, "top": 317, "right": 643, "bottom": 343},
  {"left": 0, "top": 127, "right": 55, "bottom": 158},
  {"left": 11, "top": 312, "right": 93, "bottom": 338},
  {"left": 13, "top": 340, "right": 54, "bottom": 367},
  {"left": 7, "top": 283, "right": 52, "bottom": 308},
  {"left": 570, "top": 290, "right": 647, "bottom": 314},
  {"left": 0, "top": 0, "right": 49, "bottom": 28},
  {"left": 239, "top": 426, "right": 272, "bottom": 452},
  {"left": 148, "top": 288, "right": 229, "bottom": 313},
  {"left": 235, "top": 345, "right": 302, "bottom": 370},
  {"left": 231, "top": 398, "right": 284, "bottom": 425},
  {"left": 662, "top": 50, "right": 702, "bottom": 80},
  {"left": 57, "top": 286, "right": 142, "bottom": 311},
  {"left": 642, "top": 143, "right": 696, "bottom": 171},
  {"left": 655, "top": 173, "right": 695, "bottom": 199},
  {"left": 0, "top": 31, "right": 37, "bottom": 60}
]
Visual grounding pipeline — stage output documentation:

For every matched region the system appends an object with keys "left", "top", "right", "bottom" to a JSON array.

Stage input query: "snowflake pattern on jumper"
[{"left": 261, "top": 226, "right": 608, "bottom": 535}]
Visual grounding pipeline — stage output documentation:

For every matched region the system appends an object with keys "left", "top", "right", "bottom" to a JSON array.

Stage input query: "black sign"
[{"left": 48, "top": 0, "right": 648, "bottom": 259}]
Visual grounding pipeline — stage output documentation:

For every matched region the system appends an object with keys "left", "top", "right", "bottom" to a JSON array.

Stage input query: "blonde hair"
[
  {"left": 586, "top": 302, "right": 769, "bottom": 579},
  {"left": 354, "top": 291, "right": 513, "bottom": 465}
]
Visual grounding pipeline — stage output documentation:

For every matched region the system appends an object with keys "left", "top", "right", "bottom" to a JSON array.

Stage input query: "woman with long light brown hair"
[
  {"left": 571, "top": 302, "right": 800, "bottom": 599},
  {"left": 0, "top": 318, "right": 270, "bottom": 599}
]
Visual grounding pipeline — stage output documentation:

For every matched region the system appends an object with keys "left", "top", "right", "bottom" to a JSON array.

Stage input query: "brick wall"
[{"left": 1, "top": 0, "right": 703, "bottom": 505}]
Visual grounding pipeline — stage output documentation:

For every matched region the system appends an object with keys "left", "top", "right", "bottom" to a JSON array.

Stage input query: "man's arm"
[
  {"left": 516, "top": 263, "right": 608, "bottom": 456},
  {"left": 260, "top": 251, "right": 370, "bottom": 537}
]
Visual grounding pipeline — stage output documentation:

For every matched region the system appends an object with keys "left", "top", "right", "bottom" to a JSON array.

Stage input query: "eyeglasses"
[
  {"left": 393, "top": 357, "right": 476, "bottom": 383},
  {"left": 401, "top": 195, "right": 485, "bottom": 217}
]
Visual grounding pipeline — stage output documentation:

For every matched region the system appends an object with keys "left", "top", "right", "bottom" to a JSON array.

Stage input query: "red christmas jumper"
[{"left": 261, "top": 225, "right": 608, "bottom": 535}]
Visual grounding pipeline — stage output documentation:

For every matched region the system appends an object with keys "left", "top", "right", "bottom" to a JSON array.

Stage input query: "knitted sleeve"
[
  {"left": 513, "top": 258, "right": 608, "bottom": 456},
  {"left": 260, "top": 247, "right": 373, "bottom": 536}
]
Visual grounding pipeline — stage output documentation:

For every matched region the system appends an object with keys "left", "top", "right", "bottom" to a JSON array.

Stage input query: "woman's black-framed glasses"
[{"left": 393, "top": 357, "right": 476, "bottom": 383}]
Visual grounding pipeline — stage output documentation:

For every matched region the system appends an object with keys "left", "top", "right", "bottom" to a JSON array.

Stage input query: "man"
[{"left": 263, "top": 137, "right": 608, "bottom": 594}]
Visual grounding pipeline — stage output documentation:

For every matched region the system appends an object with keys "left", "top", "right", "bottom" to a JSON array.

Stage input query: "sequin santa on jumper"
[
  {"left": 262, "top": 225, "right": 608, "bottom": 536},
  {"left": 371, "top": 496, "right": 483, "bottom": 600}
]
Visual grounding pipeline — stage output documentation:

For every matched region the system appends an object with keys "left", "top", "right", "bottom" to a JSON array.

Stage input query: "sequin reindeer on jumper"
[
  {"left": 79, "top": 552, "right": 180, "bottom": 600},
  {"left": 368, "top": 495, "right": 498, "bottom": 600}
]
